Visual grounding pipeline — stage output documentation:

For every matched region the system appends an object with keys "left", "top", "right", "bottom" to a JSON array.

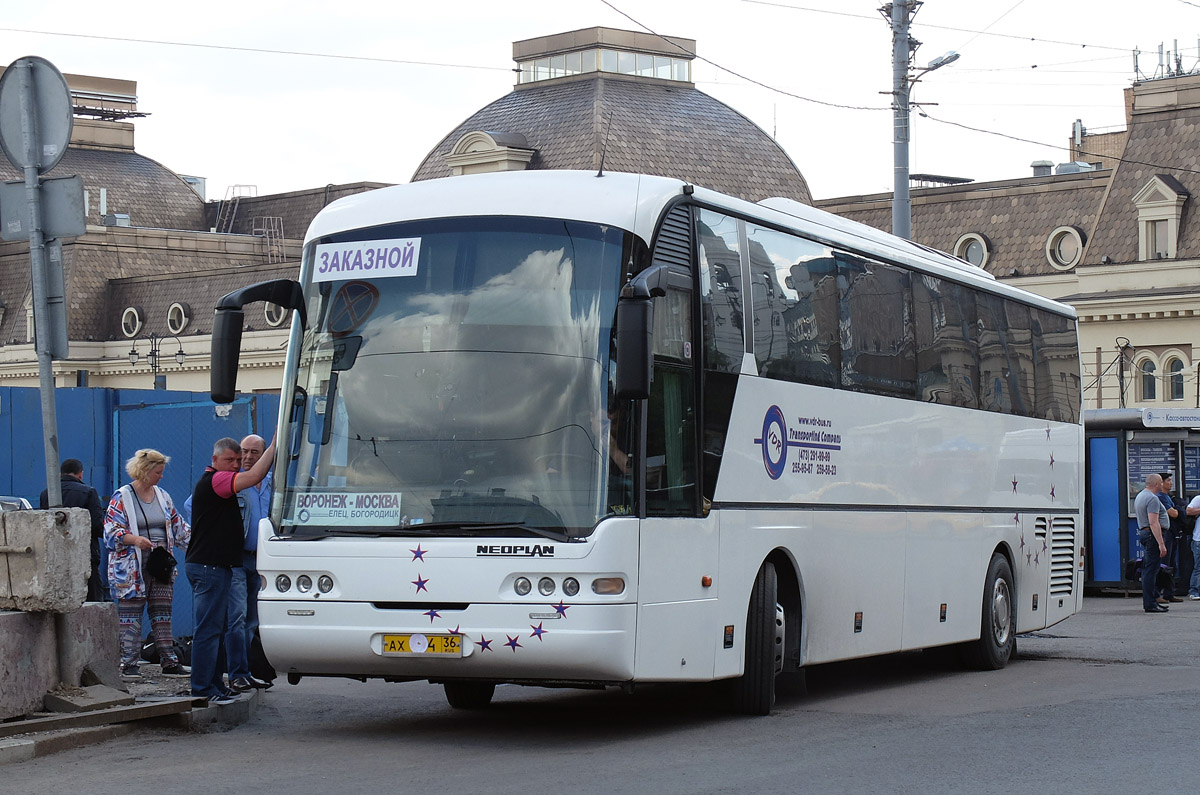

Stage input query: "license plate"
[{"left": 381, "top": 633, "right": 462, "bottom": 657}]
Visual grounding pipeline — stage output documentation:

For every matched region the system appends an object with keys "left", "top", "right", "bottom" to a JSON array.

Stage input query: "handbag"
[{"left": 145, "top": 545, "right": 177, "bottom": 584}]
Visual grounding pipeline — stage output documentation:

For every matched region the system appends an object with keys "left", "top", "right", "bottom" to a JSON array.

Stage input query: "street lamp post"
[
  {"left": 886, "top": 1, "right": 958, "bottom": 240},
  {"left": 128, "top": 333, "right": 186, "bottom": 390}
]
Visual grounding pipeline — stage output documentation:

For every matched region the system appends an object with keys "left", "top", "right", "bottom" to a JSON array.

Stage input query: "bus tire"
[
  {"left": 443, "top": 680, "right": 496, "bottom": 709},
  {"left": 732, "top": 561, "right": 779, "bottom": 715},
  {"left": 962, "top": 553, "right": 1015, "bottom": 670}
]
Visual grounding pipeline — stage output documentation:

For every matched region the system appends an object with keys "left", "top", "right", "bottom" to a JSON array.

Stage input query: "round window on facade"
[
  {"left": 953, "top": 233, "right": 991, "bottom": 268},
  {"left": 166, "top": 302, "right": 191, "bottom": 335},
  {"left": 264, "top": 302, "right": 288, "bottom": 328},
  {"left": 1046, "top": 226, "right": 1085, "bottom": 270},
  {"left": 121, "top": 306, "right": 143, "bottom": 338}
]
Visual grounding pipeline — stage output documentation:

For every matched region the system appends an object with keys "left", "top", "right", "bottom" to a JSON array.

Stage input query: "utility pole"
[
  {"left": 883, "top": 2, "right": 957, "bottom": 241},
  {"left": 889, "top": 1, "right": 915, "bottom": 240}
]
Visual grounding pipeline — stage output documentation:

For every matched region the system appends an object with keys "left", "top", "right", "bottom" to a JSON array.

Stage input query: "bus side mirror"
[
  {"left": 614, "top": 265, "right": 667, "bottom": 401},
  {"left": 211, "top": 278, "right": 307, "bottom": 404},
  {"left": 614, "top": 296, "right": 652, "bottom": 400},
  {"left": 211, "top": 307, "right": 244, "bottom": 404}
]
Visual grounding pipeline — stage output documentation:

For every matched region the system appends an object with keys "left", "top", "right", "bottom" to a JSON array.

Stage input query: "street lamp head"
[
  {"left": 925, "top": 50, "right": 960, "bottom": 70},
  {"left": 128, "top": 346, "right": 139, "bottom": 365}
]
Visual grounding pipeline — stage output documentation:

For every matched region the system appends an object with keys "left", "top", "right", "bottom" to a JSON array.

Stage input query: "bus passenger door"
[{"left": 633, "top": 271, "right": 717, "bottom": 680}]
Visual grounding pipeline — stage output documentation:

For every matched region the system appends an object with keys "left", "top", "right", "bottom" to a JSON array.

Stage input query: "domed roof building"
[{"left": 412, "top": 27, "right": 812, "bottom": 205}]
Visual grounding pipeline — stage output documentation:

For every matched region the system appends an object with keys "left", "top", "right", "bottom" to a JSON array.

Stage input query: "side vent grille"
[
  {"left": 651, "top": 204, "right": 692, "bottom": 270},
  {"left": 1049, "top": 516, "right": 1076, "bottom": 596}
]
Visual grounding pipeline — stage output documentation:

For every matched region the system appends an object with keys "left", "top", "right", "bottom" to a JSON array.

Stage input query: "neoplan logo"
[{"left": 476, "top": 544, "right": 555, "bottom": 557}]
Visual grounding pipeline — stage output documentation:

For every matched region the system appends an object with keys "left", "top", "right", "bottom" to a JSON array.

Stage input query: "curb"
[{"left": 0, "top": 690, "right": 258, "bottom": 765}]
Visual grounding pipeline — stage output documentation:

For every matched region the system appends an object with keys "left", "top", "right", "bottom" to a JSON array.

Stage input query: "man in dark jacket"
[{"left": 40, "top": 459, "right": 106, "bottom": 601}]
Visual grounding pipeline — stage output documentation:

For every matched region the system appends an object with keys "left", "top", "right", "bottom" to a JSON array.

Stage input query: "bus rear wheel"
[
  {"left": 443, "top": 680, "right": 496, "bottom": 709},
  {"left": 732, "top": 561, "right": 782, "bottom": 715},
  {"left": 961, "top": 553, "right": 1015, "bottom": 670}
]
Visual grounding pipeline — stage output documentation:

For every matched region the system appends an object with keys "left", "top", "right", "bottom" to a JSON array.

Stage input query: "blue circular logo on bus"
[{"left": 756, "top": 405, "right": 788, "bottom": 480}]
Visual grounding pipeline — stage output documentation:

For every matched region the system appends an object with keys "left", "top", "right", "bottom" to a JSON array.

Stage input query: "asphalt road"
[{"left": 8, "top": 595, "right": 1199, "bottom": 794}]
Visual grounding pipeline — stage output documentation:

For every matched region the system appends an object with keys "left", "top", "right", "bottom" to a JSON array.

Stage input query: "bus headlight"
[
  {"left": 592, "top": 577, "right": 625, "bottom": 595},
  {"left": 538, "top": 577, "right": 555, "bottom": 596},
  {"left": 318, "top": 575, "right": 334, "bottom": 593},
  {"left": 275, "top": 574, "right": 291, "bottom": 592},
  {"left": 297, "top": 575, "right": 313, "bottom": 593},
  {"left": 514, "top": 577, "right": 532, "bottom": 596},
  {"left": 563, "top": 577, "right": 580, "bottom": 596}
]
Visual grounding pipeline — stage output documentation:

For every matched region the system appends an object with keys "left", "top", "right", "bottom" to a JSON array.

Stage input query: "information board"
[
  {"left": 1126, "top": 441, "right": 1178, "bottom": 514},
  {"left": 1185, "top": 445, "right": 1200, "bottom": 495}
]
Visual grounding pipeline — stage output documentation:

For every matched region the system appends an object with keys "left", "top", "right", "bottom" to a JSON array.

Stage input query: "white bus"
[{"left": 211, "top": 170, "right": 1084, "bottom": 715}]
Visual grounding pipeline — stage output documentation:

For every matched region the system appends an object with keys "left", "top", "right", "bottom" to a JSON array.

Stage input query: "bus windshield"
[{"left": 282, "top": 216, "right": 637, "bottom": 539}]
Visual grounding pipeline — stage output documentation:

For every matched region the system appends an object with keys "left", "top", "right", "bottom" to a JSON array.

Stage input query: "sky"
[{"left": 1, "top": 1, "right": 1196, "bottom": 204}]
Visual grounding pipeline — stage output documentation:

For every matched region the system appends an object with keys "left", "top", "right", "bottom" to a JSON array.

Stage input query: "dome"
[{"left": 412, "top": 28, "right": 812, "bottom": 205}]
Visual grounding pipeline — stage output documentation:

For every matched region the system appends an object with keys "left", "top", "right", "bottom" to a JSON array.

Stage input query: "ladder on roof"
[
  {"left": 252, "top": 216, "right": 285, "bottom": 263},
  {"left": 214, "top": 185, "right": 257, "bottom": 233}
]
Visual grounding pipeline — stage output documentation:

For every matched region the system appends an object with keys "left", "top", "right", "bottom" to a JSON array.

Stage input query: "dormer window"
[{"left": 1133, "top": 175, "right": 1189, "bottom": 261}]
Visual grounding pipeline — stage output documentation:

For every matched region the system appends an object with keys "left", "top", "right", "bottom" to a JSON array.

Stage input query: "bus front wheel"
[
  {"left": 732, "top": 561, "right": 782, "bottom": 715},
  {"left": 961, "top": 553, "right": 1015, "bottom": 670},
  {"left": 443, "top": 680, "right": 496, "bottom": 709}
]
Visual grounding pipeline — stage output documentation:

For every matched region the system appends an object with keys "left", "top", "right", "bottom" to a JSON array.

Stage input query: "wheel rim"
[
  {"left": 773, "top": 602, "right": 785, "bottom": 674},
  {"left": 990, "top": 578, "right": 1012, "bottom": 647}
]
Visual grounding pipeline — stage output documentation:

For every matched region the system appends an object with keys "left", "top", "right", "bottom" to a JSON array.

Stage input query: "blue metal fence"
[{"left": 0, "top": 386, "right": 281, "bottom": 634}]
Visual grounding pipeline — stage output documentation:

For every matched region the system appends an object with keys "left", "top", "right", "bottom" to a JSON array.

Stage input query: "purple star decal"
[
  {"left": 1033, "top": 550, "right": 1040, "bottom": 566},
  {"left": 1019, "top": 532, "right": 1026, "bottom": 550},
  {"left": 504, "top": 635, "right": 523, "bottom": 652},
  {"left": 1012, "top": 476, "right": 1018, "bottom": 493},
  {"left": 1048, "top": 453, "right": 1055, "bottom": 468},
  {"left": 1013, "top": 513, "right": 1020, "bottom": 524},
  {"left": 423, "top": 608, "right": 440, "bottom": 623},
  {"left": 1042, "top": 539, "right": 1048, "bottom": 553},
  {"left": 476, "top": 636, "right": 493, "bottom": 652},
  {"left": 449, "top": 625, "right": 462, "bottom": 635},
  {"left": 1049, "top": 484, "right": 1056, "bottom": 500},
  {"left": 530, "top": 622, "right": 547, "bottom": 641},
  {"left": 411, "top": 574, "right": 429, "bottom": 593},
  {"left": 1046, "top": 426, "right": 1052, "bottom": 440},
  {"left": 1026, "top": 551, "right": 1032, "bottom": 564},
  {"left": 552, "top": 601, "right": 571, "bottom": 617},
  {"left": 410, "top": 544, "right": 426, "bottom": 562}
]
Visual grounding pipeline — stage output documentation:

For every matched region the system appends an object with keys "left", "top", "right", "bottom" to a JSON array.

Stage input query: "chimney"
[{"left": 1031, "top": 160, "right": 1053, "bottom": 177}]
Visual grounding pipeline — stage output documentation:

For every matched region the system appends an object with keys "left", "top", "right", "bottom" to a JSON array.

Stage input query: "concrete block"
[
  {"left": 43, "top": 684, "right": 133, "bottom": 713},
  {"left": 0, "top": 610, "right": 57, "bottom": 720},
  {"left": 0, "top": 508, "right": 88, "bottom": 612},
  {"left": 56, "top": 601, "right": 120, "bottom": 689}
]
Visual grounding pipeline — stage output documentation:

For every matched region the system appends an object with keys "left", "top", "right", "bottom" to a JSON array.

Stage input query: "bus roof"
[{"left": 305, "top": 170, "right": 1075, "bottom": 318}]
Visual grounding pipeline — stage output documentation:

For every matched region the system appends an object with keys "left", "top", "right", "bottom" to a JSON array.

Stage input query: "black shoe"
[
  {"left": 1145, "top": 605, "right": 1170, "bottom": 612},
  {"left": 233, "top": 675, "right": 272, "bottom": 690},
  {"left": 229, "top": 678, "right": 253, "bottom": 693}
]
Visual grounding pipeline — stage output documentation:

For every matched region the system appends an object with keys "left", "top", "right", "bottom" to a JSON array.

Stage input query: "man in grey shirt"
[{"left": 1135, "top": 473, "right": 1170, "bottom": 613}]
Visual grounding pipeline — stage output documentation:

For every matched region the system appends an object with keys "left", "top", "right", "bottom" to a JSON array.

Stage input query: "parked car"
[{"left": 0, "top": 496, "right": 32, "bottom": 511}]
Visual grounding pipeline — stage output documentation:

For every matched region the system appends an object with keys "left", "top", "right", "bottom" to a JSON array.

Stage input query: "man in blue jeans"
[
  {"left": 186, "top": 436, "right": 275, "bottom": 704},
  {"left": 1134, "top": 473, "right": 1170, "bottom": 614},
  {"left": 225, "top": 434, "right": 273, "bottom": 692}
]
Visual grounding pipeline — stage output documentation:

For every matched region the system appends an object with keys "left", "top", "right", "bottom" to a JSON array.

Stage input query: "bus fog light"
[
  {"left": 538, "top": 577, "right": 555, "bottom": 596},
  {"left": 563, "top": 577, "right": 580, "bottom": 596},
  {"left": 514, "top": 577, "right": 532, "bottom": 596},
  {"left": 318, "top": 575, "right": 334, "bottom": 593},
  {"left": 275, "top": 574, "right": 291, "bottom": 592},
  {"left": 592, "top": 577, "right": 625, "bottom": 595},
  {"left": 297, "top": 575, "right": 313, "bottom": 593},
  {"left": 259, "top": 575, "right": 267, "bottom": 592}
]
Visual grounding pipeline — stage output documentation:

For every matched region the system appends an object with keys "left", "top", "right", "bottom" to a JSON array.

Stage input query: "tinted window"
[
  {"left": 837, "top": 252, "right": 916, "bottom": 397},
  {"left": 914, "top": 274, "right": 979, "bottom": 408},
  {"left": 1032, "top": 309, "right": 1081, "bottom": 421},
  {"left": 746, "top": 224, "right": 839, "bottom": 387},
  {"left": 698, "top": 210, "right": 744, "bottom": 374}
]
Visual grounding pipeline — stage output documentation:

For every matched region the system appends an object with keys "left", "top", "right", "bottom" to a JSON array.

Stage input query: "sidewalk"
[
  {"left": 1018, "top": 593, "right": 1200, "bottom": 667},
  {"left": 0, "top": 663, "right": 260, "bottom": 766}
]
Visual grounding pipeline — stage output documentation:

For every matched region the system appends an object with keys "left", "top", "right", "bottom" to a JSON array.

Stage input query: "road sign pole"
[{"left": 16, "top": 59, "right": 61, "bottom": 507}]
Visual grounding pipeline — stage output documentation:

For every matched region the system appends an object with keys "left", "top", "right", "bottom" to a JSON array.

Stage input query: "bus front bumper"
[{"left": 259, "top": 600, "right": 637, "bottom": 682}]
